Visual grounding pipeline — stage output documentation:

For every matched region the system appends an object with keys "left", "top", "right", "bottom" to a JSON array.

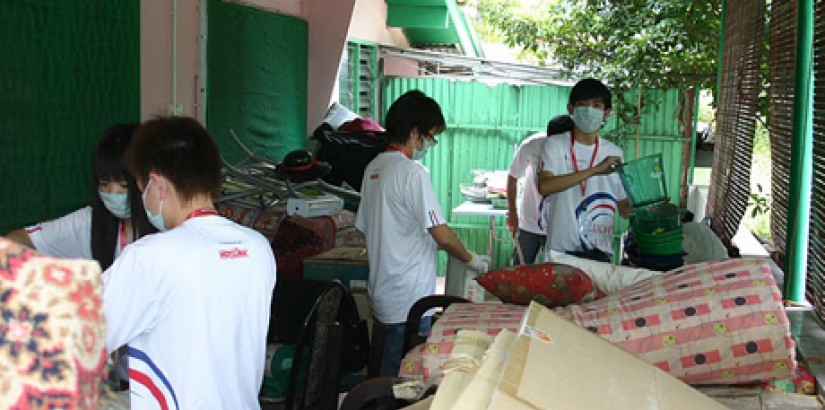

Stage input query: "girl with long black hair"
[{"left": 5, "top": 123, "right": 157, "bottom": 269}]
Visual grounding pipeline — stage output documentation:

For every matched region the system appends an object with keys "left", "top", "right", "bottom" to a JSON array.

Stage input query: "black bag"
[
  {"left": 336, "top": 287, "right": 370, "bottom": 374},
  {"left": 268, "top": 278, "right": 369, "bottom": 374},
  {"left": 312, "top": 123, "right": 387, "bottom": 191}
]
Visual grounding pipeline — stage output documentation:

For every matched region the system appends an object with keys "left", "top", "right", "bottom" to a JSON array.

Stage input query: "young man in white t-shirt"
[
  {"left": 506, "top": 115, "right": 574, "bottom": 265},
  {"left": 356, "top": 90, "right": 490, "bottom": 377},
  {"left": 537, "top": 79, "right": 632, "bottom": 263},
  {"left": 103, "top": 117, "right": 277, "bottom": 409}
]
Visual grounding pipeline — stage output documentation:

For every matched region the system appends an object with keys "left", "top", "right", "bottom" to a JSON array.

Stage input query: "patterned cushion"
[
  {"left": 0, "top": 238, "right": 108, "bottom": 408},
  {"left": 475, "top": 262, "right": 599, "bottom": 307}
]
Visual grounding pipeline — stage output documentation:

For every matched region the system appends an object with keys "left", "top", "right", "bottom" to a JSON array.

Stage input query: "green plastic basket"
[
  {"left": 635, "top": 228, "right": 684, "bottom": 243},
  {"left": 630, "top": 204, "right": 685, "bottom": 235},
  {"left": 618, "top": 154, "right": 668, "bottom": 208},
  {"left": 636, "top": 240, "right": 684, "bottom": 255}
]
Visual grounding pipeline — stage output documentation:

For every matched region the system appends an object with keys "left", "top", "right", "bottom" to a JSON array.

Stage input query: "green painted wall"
[
  {"left": 206, "top": 0, "right": 308, "bottom": 165},
  {"left": 382, "top": 77, "right": 688, "bottom": 272},
  {"left": 0, "top": 0, "right": 141, "bottom": 234}
]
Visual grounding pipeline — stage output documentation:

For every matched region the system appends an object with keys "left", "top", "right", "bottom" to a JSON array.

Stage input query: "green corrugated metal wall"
[{"left": 382, "top": 77, "right": 689, "bottom": 272}]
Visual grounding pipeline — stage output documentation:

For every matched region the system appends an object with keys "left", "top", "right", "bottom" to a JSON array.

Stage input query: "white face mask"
[
  {"left": 141, "top": 179, "right": 166, "bottom": 231},
  {"left": 412, "top": 137, "right": 433, "bottom": 160},
  {"left": 99, "top": 191, "right": 131, "bottom": 219},
  {"left": 572, "top": 106, "right": 605, "bottom": 134}
]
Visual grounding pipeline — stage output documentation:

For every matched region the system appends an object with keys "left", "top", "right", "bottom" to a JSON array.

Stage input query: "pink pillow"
[{"left": 475, "top": 262, "right": 599, "bottom": 307}]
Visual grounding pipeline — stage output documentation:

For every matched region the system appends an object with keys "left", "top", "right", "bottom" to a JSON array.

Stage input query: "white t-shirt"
[
  {"left": 355, "top": 151, "right": 444, "bottom": 324},
  {"left": 540, "top": 132, "right": 626, "bottom": 260},
  {"left": 508, "top": 133, "right": 547, "bottom": 235},
  {"left": 103, "top": 215, "right": 277, "bottom": 410},
  {"left": 26, "top": 206, "right": 126, "bottom": 260}
]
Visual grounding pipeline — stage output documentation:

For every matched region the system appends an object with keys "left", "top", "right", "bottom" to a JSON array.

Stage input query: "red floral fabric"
[
  {"left": 0, "top": 238, "right": 108, "bottom": 409},
  {"left": 474, "top": 262, "right": 600, "bottom": 307},
  {"left": 272, "top": 215, "right": 337, "bottom": 279}
]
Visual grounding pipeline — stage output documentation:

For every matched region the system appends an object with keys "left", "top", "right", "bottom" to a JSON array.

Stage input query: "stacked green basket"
[{"left": 618, "top": 154, "right": 685, "bottom": 255}]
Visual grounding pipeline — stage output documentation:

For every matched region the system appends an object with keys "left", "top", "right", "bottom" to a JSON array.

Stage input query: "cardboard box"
[
  {"left": 303, "top": 246, "right": 369, "bottom": 290},
  {"left": 487, "top": 302, "right": 727, "bottom": 410}
]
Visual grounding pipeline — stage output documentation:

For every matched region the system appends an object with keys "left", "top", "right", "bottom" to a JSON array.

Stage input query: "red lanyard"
[
  {"left": 119, "top": 220, "right": 127, "bottom": 251},
  {"left": 185, "top": 208, "right": 219, "bottom": 221},
  {"left": 570, "top": 133, "right": 599, "bottom": 197},
  {"left": 386, "top": 144, "right": 411, "bottom": 158}
]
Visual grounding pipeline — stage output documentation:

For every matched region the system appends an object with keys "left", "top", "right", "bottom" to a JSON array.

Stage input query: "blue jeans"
[
  {"left": 510, "top": 229, "right": 546, "bottom": 265},
  {"left": 372, "top": 316, "right": 433, "bottom": 377}
]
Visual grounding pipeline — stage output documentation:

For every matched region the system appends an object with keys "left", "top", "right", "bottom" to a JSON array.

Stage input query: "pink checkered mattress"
[{"left": 400, "top": 258, "right": 796, "bottom": 385}]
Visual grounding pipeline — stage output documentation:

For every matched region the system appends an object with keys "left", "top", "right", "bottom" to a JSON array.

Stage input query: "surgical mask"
[
  {"left": 141, "top": 179, "right": 166, "bottom": 231},
  {"left": 412, "top": 137, "right": 433, "bottom": 160},
  {"left": 99, "top": 191, "right": 131, "bottom": 219},
  {"left": 572, "top": 106, "right": 605, "bottom": 134}
]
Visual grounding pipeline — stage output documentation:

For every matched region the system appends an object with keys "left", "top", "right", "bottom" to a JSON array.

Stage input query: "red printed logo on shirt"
[
  {"left": 219, "top": 247, "right": 248, "bottom": 259},
  {"left": 370, "top": 173, "right": 379, "bottom": 180}
]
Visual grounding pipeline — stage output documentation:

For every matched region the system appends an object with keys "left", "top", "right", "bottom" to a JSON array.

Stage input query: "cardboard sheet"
[{"left": 488, "top": 302, "right": 728, "bottom": 410}]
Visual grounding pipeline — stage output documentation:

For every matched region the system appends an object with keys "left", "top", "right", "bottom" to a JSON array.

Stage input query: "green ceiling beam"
[
  {"left": 387, "top": 6, "right": 449, "bottom": 29},
  {"left": 404, "top": 28, "right": 459, "bottom": 45},
  {"left": 385, "top": 0, "right": 484, "bottom": 58},
  {"left": 443, "top": 0, "right": 482, "bottom": 57}
]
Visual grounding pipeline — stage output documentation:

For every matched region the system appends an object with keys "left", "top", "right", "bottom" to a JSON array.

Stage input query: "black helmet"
[{"left": 275, "top": 150, "right": 332, "bottom": 183}]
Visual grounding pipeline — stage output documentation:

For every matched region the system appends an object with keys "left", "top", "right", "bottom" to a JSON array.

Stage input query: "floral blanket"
[{"left": 0, "top": 238, "right": 108, "bottom": 409}]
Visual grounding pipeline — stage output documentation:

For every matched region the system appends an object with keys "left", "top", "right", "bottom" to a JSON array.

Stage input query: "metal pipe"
[
  {"left": 172, "top": 0, "right": 178, "bottom": 110},
  {"left": 688, "top": 86, "right": 700, "bottom": 185},
  {"left": 785, "top": 0, "right": 814, "bottom": 302}
]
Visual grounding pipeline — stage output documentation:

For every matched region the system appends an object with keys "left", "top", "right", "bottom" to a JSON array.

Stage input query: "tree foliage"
[
  {"left": 475, "top": 0, "right": 722, "bottom": 137},
  {"left": 476, "top": 0, "right": 721, "bottom": 92}
]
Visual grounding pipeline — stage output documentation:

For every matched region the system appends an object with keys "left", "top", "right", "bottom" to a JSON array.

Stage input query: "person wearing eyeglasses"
[{"left": 356, "top": 90, "right": 491, "bottom": 377}]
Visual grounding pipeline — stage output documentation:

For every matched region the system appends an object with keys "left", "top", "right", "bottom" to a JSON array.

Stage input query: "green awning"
[{"left": 386, "top": 0, "right": 484, "bottom": 58}]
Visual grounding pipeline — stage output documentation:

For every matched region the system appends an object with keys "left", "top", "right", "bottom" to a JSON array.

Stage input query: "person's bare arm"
[
  {"left": 428, "top": 224, "right": 472, "bottom": 263},
  {"left": 5, "top": 229, "right": 35, "bottom": 249},
  {"left": 506, "top": 175, "right": 519, "bottom": 234},
  {"left": 618, "top": 199, "right": 632, "bottom": 219},
  {"left": 536, "top": 155, "right": 623, "bottom": 195}
]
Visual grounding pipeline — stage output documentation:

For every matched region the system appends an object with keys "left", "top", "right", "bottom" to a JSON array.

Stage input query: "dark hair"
[
  {"left": 546, "top": 114, "right": 574, "bottom": 136},
  {"left": 127, "top": 116, "right": 223, "bottom": 201},
  {"left": 91, "top": 124, "right": 157, "bottom": 270},
  {"left": 383, "top": 90, "right": 446, "bottom": 145},
  {"left": 568, "top": 78, "right": 612, "bottom": 110}
]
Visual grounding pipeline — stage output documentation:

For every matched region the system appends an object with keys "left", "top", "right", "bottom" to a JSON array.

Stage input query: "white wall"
[
  {"left": 306, "top": 0, "right": 357, "bottom": 131},
  {"left": 141, "top": 0, "right": 200, "bottom": 120},
  {"left": 348, "top": 0, "right": 409, "bottom": 46}
]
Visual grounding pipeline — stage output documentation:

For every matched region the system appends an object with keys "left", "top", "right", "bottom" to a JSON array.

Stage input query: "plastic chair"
[
  {"left": 339, "top": 377, "right": 434, "bottom": 410},
  {"left": 339, "top": 377, "right": 395, "bottom": 410},
  {"left": 403, "top": 295, "right": 470, "bottom": 354}
]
